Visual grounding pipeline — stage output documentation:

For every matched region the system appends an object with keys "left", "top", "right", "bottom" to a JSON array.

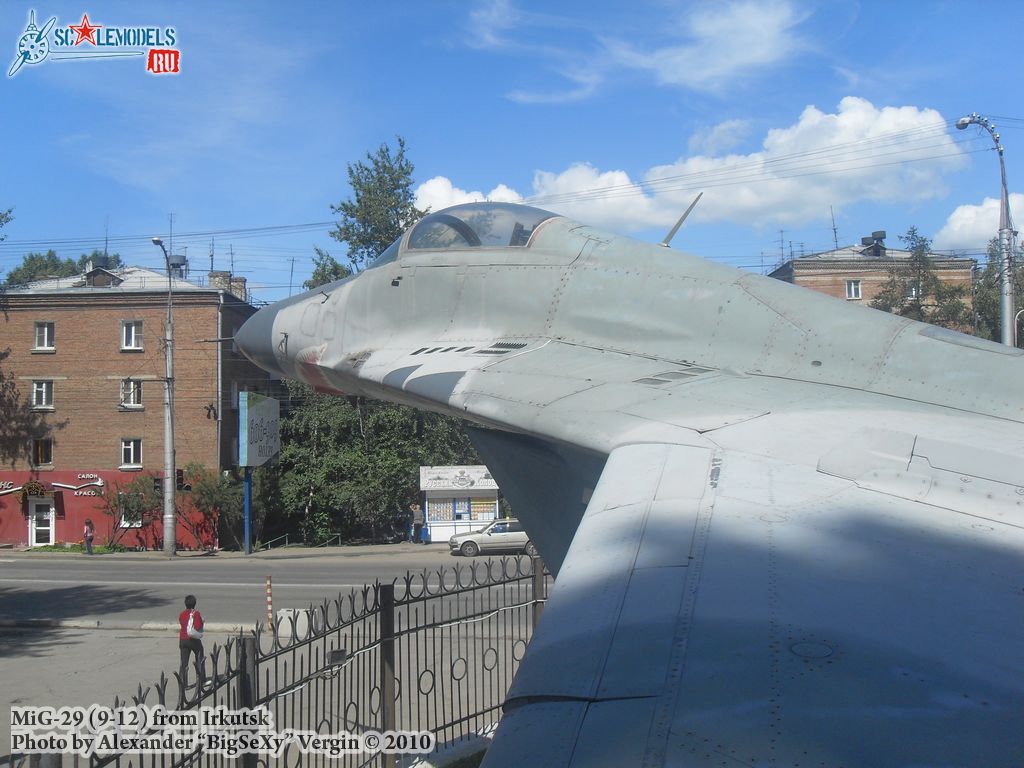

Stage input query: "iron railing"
[{"left": 10, "top": 555, "right": 548, "bottom": 768}]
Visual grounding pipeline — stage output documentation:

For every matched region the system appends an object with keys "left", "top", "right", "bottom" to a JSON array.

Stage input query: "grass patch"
[{"left": 26, "top": 542, "right": 127, "bottom": 554}]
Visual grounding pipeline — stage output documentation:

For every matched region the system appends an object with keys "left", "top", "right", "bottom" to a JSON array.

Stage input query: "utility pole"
[{"left": 151, "top": 236, "right": 177, "bottom": 556}]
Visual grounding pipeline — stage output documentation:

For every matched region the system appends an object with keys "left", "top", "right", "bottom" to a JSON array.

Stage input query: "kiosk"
[{"left": 420, "top": 465, "right": 500, "bottom": 543}]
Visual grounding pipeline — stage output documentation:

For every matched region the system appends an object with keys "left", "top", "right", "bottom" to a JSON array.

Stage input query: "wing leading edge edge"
[{"left": 482, "top": 442, "right": 1024, "bottom": 767}]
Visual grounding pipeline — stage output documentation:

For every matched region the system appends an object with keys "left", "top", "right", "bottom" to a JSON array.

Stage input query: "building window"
[
  {"left": 121, "top": 438, "right": 142, "bottom": 468},
  {"left": 120, "top": 379, "right": 143, "bottom": 408},
  {"left": 845, "top": 280, "right": 862, "bottom": 300},
  {"left": 121, "top": 320, "right": 144, "bottom": 351},
  {"left": 31, "top": 380, "right": 53, "bottom": 409},
  {"left": 33, "top": 322, "right": 55, "bottom": 351},
  {"left": 31, "top": 438, "right": 53, "bottom": 466}
]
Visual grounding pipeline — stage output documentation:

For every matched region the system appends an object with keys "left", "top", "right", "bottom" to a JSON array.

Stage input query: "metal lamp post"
[
  {"left": 957, "top": 113, "right": 1016, "bottom": 346},
  {"left": 151, "top": 237, "right": 177, "bottom": 555}
]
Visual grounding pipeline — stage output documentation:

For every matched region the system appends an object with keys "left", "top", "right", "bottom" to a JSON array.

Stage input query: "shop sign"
[
  {"left": 52, "top": 475, "right": 105, "bottom": 497},
  {"left": 419, "top": 465, "right": 498, "bottom": 491},
  {"left": 239, "top": 393, "right": 280, "bottom": 467}
]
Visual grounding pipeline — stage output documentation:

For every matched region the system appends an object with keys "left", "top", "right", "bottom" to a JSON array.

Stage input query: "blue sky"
[{"left": 2, "top": 0, "right": 1022, "bottom": 302}]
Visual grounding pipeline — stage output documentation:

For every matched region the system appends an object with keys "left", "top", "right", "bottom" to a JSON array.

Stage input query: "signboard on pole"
[{"left": 239, "top": 393, "right": 280, "bottom": 467}]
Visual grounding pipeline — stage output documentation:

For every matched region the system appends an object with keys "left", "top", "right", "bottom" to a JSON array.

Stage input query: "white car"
[{"left": 448, "top": 518, "right": 537, "bottom": 557}]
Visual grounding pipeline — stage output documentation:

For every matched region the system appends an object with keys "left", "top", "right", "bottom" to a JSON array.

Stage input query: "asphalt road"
[{"left": 0, "top": 543, "right": 465, "bottom": 626}]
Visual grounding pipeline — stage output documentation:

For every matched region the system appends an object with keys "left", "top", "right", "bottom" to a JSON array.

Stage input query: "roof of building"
[
  {"left": 789, "top": 243, "right": 973, "bottom": 263},
  {"left": 4, "top": 266, "right": 234, "bottom": 296}
]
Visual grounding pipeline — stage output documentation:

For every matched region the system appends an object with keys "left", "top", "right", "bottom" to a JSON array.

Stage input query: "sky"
[{"left": 1, "top": 0, "right": 1022, "bottom": 303}]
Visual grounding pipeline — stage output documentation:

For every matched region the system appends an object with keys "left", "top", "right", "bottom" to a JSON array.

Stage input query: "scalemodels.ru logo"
[{"left": 8, "top": 9, "right": 180, "bottom": 77}]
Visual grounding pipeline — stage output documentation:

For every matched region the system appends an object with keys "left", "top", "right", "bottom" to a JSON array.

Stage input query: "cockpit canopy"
[
  {"left": 367, "top": 202, "right": 560, "bottom": 270},
  {"left": 407, "top": 203, "right": 558, "bottom": 250}
]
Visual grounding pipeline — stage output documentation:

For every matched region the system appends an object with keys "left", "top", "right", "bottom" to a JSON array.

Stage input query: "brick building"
[
  {"left": 769, "top": 231, "right": 976, "bottom": 305},
  {"left": 0, "top": 262, "right": 273, "bottom": 549}
]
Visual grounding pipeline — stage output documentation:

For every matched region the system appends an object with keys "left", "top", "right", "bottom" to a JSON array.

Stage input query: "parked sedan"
[{"left": 449, "top": 518, "right": 538, "bottom": 557}]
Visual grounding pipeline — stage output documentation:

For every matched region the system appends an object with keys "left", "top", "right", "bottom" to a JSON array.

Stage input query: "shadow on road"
[{"left": 0, "top": 584, "right": 173, "bottom": 657}]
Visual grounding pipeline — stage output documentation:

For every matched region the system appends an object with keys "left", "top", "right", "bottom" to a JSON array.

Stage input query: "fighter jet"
[{"left": 236, "top": 202, "right": 1024, "bottom": 766}]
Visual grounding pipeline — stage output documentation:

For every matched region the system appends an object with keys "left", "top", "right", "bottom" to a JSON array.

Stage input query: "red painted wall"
[{"left": 0, "top": 469, "right": 216, "bottom": 550}]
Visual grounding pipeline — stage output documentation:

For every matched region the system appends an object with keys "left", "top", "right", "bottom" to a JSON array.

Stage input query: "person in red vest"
[{"left": 178, "top": 594, "right": 206, "bottom": 692}]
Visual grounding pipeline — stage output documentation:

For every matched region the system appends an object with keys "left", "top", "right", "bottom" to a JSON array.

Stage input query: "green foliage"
[
  {"left": 100, "top": 474, "right": 160, "bottom": 546},
  {"left": 76, "top": 249, "right": 123, "bottom": 271},
  {"left": 31, "top": 542, "right": 127, "bottom": 554},
  {"left": 184, "top": 463, "right": 246, "bottom": 549},
  {"left": 261, "top": 137, "right": 480, "bottom": 543},
  {"left": 972, "top": 237, "right": 1024, "bottom": 344},
  {"left": 0, "top": 348, "right": 67, "bottom": 468},
  {"left": 4, "top": 248, "right": 123, "bottom": 285},
  {"left": 328, "top": 136, "right": 424, "bottom": 272},
  {"left": 303, "top": 246, "right": 350, "bottom": 290},
  {"left": 0, "top": 207, "right": 11, "bottom": 241},
  {"left": 275, "top": 382, "right": 478, "bottom": 542},
  {"left": 869, "top": 227, "right": 971, "bottom": 330}
]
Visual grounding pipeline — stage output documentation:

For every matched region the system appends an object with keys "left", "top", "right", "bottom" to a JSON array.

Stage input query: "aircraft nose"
[{"left": 235, "top": 303, "right": 283, "bottom": 376}]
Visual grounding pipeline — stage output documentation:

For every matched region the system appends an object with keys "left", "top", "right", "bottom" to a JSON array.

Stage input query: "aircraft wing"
[{"left": 483, "top": 441, "right": 1024, "bottom": 767}]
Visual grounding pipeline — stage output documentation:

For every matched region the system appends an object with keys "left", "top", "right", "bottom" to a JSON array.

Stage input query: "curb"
[{"left": 0, "top": 619, "right": 253, "bottom": 632}]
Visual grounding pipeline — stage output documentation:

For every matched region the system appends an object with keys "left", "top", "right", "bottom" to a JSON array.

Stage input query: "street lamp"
[
  {"left": 957, "top": 112, "right": 1016, "bottom": 347},
  {"left": 151, "top": 237, "right": 176, "bottom": 556}
]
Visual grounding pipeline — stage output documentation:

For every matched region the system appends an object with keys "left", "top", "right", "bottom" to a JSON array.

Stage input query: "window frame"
[
  {"left": 121, "top": 320, "right": 144, "bottom": 351},
  {"left": 31, "top": 438, "right": 53, "bottom": 467},
  {"left": 120, "top": 378, "right": 143, "bottom": 409},
  {"left": 120, "top": 437, "right": 143, "bottom": 468},
  {"left": 33, "top": 321, "right": 55, "bottom": 352},
  {"left": 31, "top": 380, "right": 54, "bottom": 409},
  {"left": 845, "top": 279, "right": 862, "bottom": 300}
]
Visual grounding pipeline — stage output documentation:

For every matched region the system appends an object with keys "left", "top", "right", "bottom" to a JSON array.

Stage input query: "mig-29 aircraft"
[{"left": 236, "top": 202, "right": 1024, "bottom": 767}]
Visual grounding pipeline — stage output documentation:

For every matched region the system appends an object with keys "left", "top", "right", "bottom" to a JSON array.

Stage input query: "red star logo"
[{"left": 68, "top": 13, "right": 102, "bottom": 46}]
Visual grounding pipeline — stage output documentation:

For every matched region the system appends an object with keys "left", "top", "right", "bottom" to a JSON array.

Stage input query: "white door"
[{"left": 28, "top": 499, "right": 54, "bottom": 546}]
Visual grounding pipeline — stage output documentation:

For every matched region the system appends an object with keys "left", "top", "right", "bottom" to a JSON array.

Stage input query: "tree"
[
  {"left": 869, "top": 227, "right": 972, "bottom": 330},
  {"left": 328, "top": 136, "right": 424, "bottom": 273},
  {"left": 76, "top": 249, "right": 123, "bottom": 271},
  {"left": 277, "top": 382, "right": 478, "bottom": 542},
  {"left": 972, "top": 237, "right": 1024, "bottom": 345},
  {"left": 184, "top": 463, "right": 245, "bottom": 549},
  {"left": 99, "top": 474, "right": 160, "bottom": 547},
  {"left": 0, "top": 348, "right": 67, "bottom": 467},
  {"left": 303, "top": 246, "right": 350, "bottom": 290},
  {"left": 0, "top": 208, "right": 11, "bottom": 241},
  {"left": 4, "top": 249, "right": 122, "bottom": 285},
  {"left": 4, "top": 251, "right": 75, "bottom": 285},
  {"left": 267, "top": 138, "right": 481, "bottom": 543}
]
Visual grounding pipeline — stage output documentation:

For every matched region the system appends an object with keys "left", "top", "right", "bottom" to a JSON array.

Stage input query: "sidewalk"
[{"left": 0, "top": 542, "right": 447, "bottom": 562}]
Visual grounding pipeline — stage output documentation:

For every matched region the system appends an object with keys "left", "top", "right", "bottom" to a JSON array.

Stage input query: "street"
[{"left": 0, "top": 544, "right": 470, "bottom": 764}]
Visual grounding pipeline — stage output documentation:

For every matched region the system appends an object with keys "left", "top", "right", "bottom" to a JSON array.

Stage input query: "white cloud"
[
  {"left": 464, "top": 0, "right": 810, "bottom": 103},
  {"left": 507, "top": 70, "right": 601, "bottom": 104},
  {"left": 688, "top": 119, "right": 752, "bottom": 156},
  {"left": 418, "top": 98, "right": 968, "bottom": 233},
  {"left": 415, "top": 176, "right": 522, "bottom": 212},
  {"left": 604, "top": 0, "right": 809, "bottom": 93},
  {"left": 934, "top": 193, "right": 1024, "bottom": 250}
]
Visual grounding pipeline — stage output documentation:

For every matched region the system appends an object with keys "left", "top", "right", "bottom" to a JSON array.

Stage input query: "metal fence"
[{"left": 14, "top": 555, "right": 547, "bottom": 768}]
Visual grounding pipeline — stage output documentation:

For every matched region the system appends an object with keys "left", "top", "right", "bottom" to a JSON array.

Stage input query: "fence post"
[
  {"left": 531, "top": 556, "right": 545, "bottom": 630},
  {"left": 236, "top": 634, "right": 258, "bottom": 768},
  {"left": 379, "top": 582, "right": 397, "bottom": 761}
]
